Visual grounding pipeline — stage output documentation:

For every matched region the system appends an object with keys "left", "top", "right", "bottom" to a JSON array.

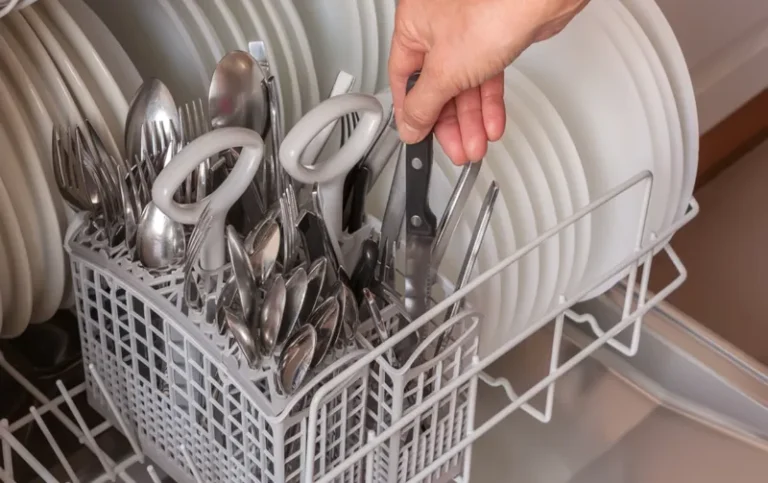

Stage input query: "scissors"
[
  {"left": 279, "top": 93, "right": 384, "bottom": 242},
  {"left": 152, "top": 127, "right": 265, "bottom": 270}
]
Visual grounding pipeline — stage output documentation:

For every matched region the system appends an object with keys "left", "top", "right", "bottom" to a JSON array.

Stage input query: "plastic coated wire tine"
[
  {"left": 29, "top": 406, "right": 80, "bottom": 483},
  {"left": 0, "top": 420, "right": 59, "bottom": 483}
]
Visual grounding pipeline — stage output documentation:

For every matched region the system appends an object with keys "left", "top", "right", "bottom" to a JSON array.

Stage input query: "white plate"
[
  {"left": 595, "top": 0, "right": 671, "bottom": 241},
  {"left": 0, "top": 120, "right": 44, "bottom": 326},
  {"left": 40, "top": 0, "right": 129, "bottom": 141},
  {"left": 276, "top": 0, "right": 321, "bottom": 109},
  {"left": 228, "top": 0, "right": 292, "bottom": 132},
  {"left": 0, "top": 150, "right": 31, "bottom": 338},
  {"left": 0, "top": 71, "right": 66, "bottom": 323},
  {"left": 505, "top": 80, "right": 575, "bottom": 315},
  {"left": 358, "top": 0, "right": 379, "bottom": 94},
  {"left": 58, "top": 0, "right": 141, "bottom": 102},
  {"left": 620, "top": 0, "right": 695, "bottom": 227},
  {"left": 173, "top": 0, "right": 225, "bottom": 73},
  {"left": 374, "top": 0, "right": 395, "bottom": 92},
  {"left": 293, "top": 0, "right": 365, "bottom": 95},
  {"left": 257, "top": 0, "right": 303, "bottom": 127},
  {"left": 514, "top": 1, "right": 653, "bottom": 300},
  {"left": 439, "top": 157, "right": 518, "bottom": 357},
  {"left": 22, "top": 7, "right": 121, "bottom": 158},
  {"left": 611, "top": 1, "right": 683, "bottom": 233},
  {"left": 85, "top": 0, "right": 208, "bottom": 105},
  {"left": 500, "top": 115, "right": 560, "bottom": 323},
  {"left": 193, "top": 0, "right": 246, "bottom": 51},
  {"left": 504, "top": 66, "right": 591, "bottom": 301},
  {"left": 483, "top": 138, "right": 540, "bottom": 344}
]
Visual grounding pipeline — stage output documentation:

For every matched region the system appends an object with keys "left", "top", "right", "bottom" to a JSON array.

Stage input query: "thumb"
[{"left": 399, "top": 61, "right": 458, "bottom": 144}]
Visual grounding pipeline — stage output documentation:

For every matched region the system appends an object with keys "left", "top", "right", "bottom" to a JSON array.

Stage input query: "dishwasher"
[{"left": 1, "top": 0, "right": 767, "bottom": 482}]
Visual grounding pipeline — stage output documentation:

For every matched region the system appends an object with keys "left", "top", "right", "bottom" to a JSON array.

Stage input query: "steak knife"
[{"left": 403, "top": 72, "right": 437, "bottom": 321}]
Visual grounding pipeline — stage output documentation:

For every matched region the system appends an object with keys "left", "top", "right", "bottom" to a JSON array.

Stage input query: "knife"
[
  {"left": 377, "top": 145, "right": 406, "bottom": 285},
  {"left": 403, "top": 72, "right": 437, "bottom": 321}
]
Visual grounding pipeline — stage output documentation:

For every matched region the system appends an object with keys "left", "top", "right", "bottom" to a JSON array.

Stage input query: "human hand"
[{"left": 389, "top": 0, "right": 590, "bottom": 164}]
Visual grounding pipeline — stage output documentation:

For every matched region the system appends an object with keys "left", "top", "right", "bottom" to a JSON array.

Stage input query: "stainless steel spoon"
[
  {"left": 278, "top": 267, "right": 308, "bottom": 345},
  {"left": 259, "top": 275, "right": 286, "bottom": 358},
  {"left": 299, "top": 257, "right": 328, "bottom": 324},
  {"left": 208, "top": 50, "right": 269, "bottom": 136},
  {"left": 226, "top": 225, "right": 256, "bottom": 320},
  {"left": 308, "top": 297, "right": 340, "bottom": 368},
  {"left": 276, "top": 324, "right": 317, "bottom": 396},
  {"left": 245, "top": 218, "right": 281, "bottom": 283},
  {"left": 337, "top": 283, "right": 359, "bottom": 344},
  {"left": 125, "top": 78, "right": 179, "bottom": 166},
  {"left": 225, "top": 305, "right": 261, "bottom": 369}
]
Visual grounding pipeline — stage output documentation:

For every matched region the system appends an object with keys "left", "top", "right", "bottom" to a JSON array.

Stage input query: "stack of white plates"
[
  {"left": 85, "top": 0, "right": 394, "bottom": 130},
  {"left": 0, "top": 0, "right": 140, "bottom": 336}
]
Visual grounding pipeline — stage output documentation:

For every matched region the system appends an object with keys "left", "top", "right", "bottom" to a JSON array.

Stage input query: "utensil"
[
  {"left": 260, "top": 275, "right": 286, "bottom": 358},
  {"left": 226, "top": 225, "right": 256, "bottom": 320},
  {"left": 278, "top": 267, "right": 308, "bottom": 344},
  {"left": 350, "top": 238, "right": 378, "bottom": 303},
  {"left": 152, "top": 128, "right": 265, "bottom": 270},
  {"left": 362, "top": 288, "right": 397, "bottom": 367},
  {"left": 403, "top": 73, "right": 436, "bottom": 321},
  {"left": 432, "top": 161, "right": 481, "bottom": 266},
  {"left": 215, "top": 276, "right": 238, "bottom": 335},
  {"left": 299, "top": 257, "right": 327, "bottom": 324},
  {"left": 225, "top": 304, "right": 261, "bottom": 369},
  {"left": 279, "top": 93, "right": 383, "bottom": 239},
  {"left": 343, "top": 165, "right": 370, "bottom": 233},
  {"left": 125, "top": 78, "right": 179, "bottom": 166},
  {"left": 209, "top": 50, "right": 270, "bottom": 136},
  {"left": 245, "top": 218, "right": 281, "bottom": 283},
  {"left": 434, "top": 182, "right": 499, "bottom": 357},
  {"left": 337, "top": 282, "right": 359, "bottom": 343},
  {"left": 308, "top": 297, "right": 340, "bottom": 368},
  {"left": 276, "top": 324, "right": 316, "bottom": 396},
  {"left": 377, "top": 145, "right": 405, "bottom": 285}
]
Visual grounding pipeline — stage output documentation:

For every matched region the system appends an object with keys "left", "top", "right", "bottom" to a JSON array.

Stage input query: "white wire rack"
[{"left": 1, "top": 167, "right": 698, "bottom": 482}]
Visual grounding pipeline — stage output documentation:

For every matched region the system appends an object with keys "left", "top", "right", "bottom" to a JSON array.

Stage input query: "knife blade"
[{"left": 403, "top": 72, "right": 437, "bottom": 321}]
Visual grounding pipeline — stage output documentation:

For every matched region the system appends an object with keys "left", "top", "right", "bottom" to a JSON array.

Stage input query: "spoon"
[
  {"left": 362, "top": 288, "right": 398, "bottom": 367},
  {"left": 337, "top": 283, "right": 359, "bottom": 344},
  {"left": 259, "top": 275, "right": 286, "bottom": 358},
  {"left": 299, "top": 258, "right": 328, "bottom": 324},
  {"left": 125, "top": 78, "right": 179, "bottom": 166},
  {"left": 245, "top": 218, "right": 281, "bottom": 283},
  {"left": 208, "top": 51, "right": 270, "bottom": 137},
  {"left": 308, "top": 297, "right": 340, "bottom": 368},
  {"left": 226, "top": 225, "right": 256, "bottom": 320},
  {"left": 276, "top": 324, "right": 317, "bottom": 396},
  {"left": 215, "top": 277, "right": 238, "bottom": 335},
  {"left": 225, "top": 305, "right": 261, "bottom": 369},
  {"left": 278, "top": 267, "right": 308, "bottom": 345}
]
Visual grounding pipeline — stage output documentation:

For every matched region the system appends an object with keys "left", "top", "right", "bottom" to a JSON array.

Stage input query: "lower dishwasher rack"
[{"left": 0, "top": 171, "right": 737, "bottom": 483}]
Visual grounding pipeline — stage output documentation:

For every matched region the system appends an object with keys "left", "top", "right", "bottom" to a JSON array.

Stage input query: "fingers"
[
  {"left": 399, "top": 58, "right": 460, "bottom": 144},
  {"left": 434, "top": 100, "right": 467, "bottom": 165},
  {"left": 455, "top": 86, "right": 487, "bottom": 162},
  {"left": 388, "top": 31, "right": 425, "bottom": 142},
  {"left": 481, "top": 73, "right": 506, "bottom": 142}
]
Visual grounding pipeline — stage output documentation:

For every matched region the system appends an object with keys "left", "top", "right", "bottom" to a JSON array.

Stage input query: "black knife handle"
[{"left": 404, "top": 72, "right": 437, "bottom": 236}]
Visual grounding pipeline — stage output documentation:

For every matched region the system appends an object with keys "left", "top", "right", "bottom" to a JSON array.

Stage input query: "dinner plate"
[
  {"left": 620, "top": 0, "right": 695, "bottom": 227},
  {"left": 276, "top": 0, "right": 321, "bottom": 109},
  {"left": 293, "top": 0, "right": 365, "bottom": 95},
  {"left": 85, "top": 0, "right": 208, "bottom": 105},
  {"left": 504, "top": 66, "right": 591, "bottom": 301},
  {"left": 595, "top": 0, "right": 671, "bottom": 241},
  {"left": 358, "top": 0, "right": 379, "bottom": 94},
  {"left": 374, "top": 0, "right": 395, "bottom": 92},
  {"left": 514, "top": 1, "right": 653, "bottom": 300},
  {"left": 22, "top": 7, "right": 121, "bottom": 158},
  {"left": 58, "top": 0, "right": 141, "bottom": 102},
  {"left": 228, "top": 0, "right": 291, "bottom": 132},
  {"left": 0, "top": 70, "right": 66, "bottom": 323},
  {"left": 611, "top": 1, "right": 683, "bottom": 233},
  {"left": 0, "top": 155, "right": 31, "bottom": 338},
  {"left": 194, "top": 0, "right": 246, "bottom": 51},
  {"left": 173, "top": 0, "right": 224, "bottom": 72},
  {"left": 40, "top": 0, "right": 129, "bottom": 139},
  {"left": 436, "top": 148, "right": 502, "bottom": 352},
  {"left": 440, "top": 157, "right": 519, "bottom": 357},
  {"left": 505, "top": 80, "right": 575, "bottom": 315},
  {"left": 0, "top": 120, "right": 44, "bottom": 325},
  {"left": 257, "top": 0, "right": 303, "bottom": 127},
  {"left": 483, "top": 138, "right": 539, "bottom": 343}
]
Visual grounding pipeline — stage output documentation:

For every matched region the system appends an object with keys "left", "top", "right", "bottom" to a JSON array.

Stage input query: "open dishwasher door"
[{"left": 471, "top": 294, "right": 768, "bottom": 483}]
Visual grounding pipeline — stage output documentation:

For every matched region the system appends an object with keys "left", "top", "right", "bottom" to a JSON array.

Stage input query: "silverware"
[
  {"left": 362, "top": 288, "right": 398, "bottom": 367},
  {"left": 432, "top": 161, "right": 481, "bottom": 265},
  {"left": 226, "top": 304, "right": 261, "bottom": 369},
  {"left": 279, "top": 267, "right": 308, "bottom": 345},
  {"left": 403, "top": 73, "right": 436, "bottom": 321},
  {"left": 245, "top": 218, "right": 281, "bottom": 283},
  {"left": 433, "top": 182, "right": 499, "bottom": 357},
  {"left": 260, "top": 275, "right": 286, "bottom": 359},
  {"left": 308, "top": 297, "right": 340, "bottom": 368},
  {"left": 208, "top": 50, "right": 269, "bottom": 136},
  {"left": 276, "top": 324, "right": 317, "bottom": 396},
  {"left": 125, "top": 78, "right": 179, "bottom": 167},
  {"left": 215, "top": 277, "right": 238, "bottom": 336},
  {"left": 337, "top": 283, "right": 359, "bottom": 344},
  {"left": 226, "top": 225, "right": 256, "bottom": 320},
  {"left": 350, "top": 238, "right": 378, "bottom": 303},
  {"left": 377, "top": 145, "right": 405, "bottom": 285},
  {"left": 299, "top": 257, "right": 327, "bottom": 324}
]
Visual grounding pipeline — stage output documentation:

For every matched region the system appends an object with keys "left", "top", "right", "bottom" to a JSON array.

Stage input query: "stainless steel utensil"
[
  {"left": 260, "top": 275, "right": 286, "bottom": 359},
  {"left": 279, "top": 267, "right": 308, "bottom": 345},
  {"left": 300, "top": 257, "right": 328, "bottom": 324},
  {"left": 363, "top": 288, "right": 398, "bottom": 367},
  {"left": 225, "top": 305, "right": 261, "bottom": 369},
  {"left": 226, "top": 225, "right": 256, "bottom": 320},
  {"left": 245, "top": 218, "right": 281, "bottom": 283},
  {"left": 276, "top": 324, "right": 317, "bottom": 396},
  {"left": 209, "top": 50, "right": 269, "bottom": 136},
  {"left": 308, "top": 297, "right": 340, "bottom": 368},
  {"left": 125, "top": 78, "right": 179, "bottom": 166}
]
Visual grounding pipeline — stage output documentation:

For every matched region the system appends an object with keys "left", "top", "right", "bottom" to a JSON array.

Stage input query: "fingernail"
[{"left": 398, "top": 122, "right": 421, "bottom": 144}]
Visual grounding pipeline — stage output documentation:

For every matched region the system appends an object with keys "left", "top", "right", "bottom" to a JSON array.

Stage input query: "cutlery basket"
[
  {"left": 65, "top": 216, "right": 370, "bottom": 483},
  {"left": 357, "top": 306, "right": 480, "bottom": 483}
]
